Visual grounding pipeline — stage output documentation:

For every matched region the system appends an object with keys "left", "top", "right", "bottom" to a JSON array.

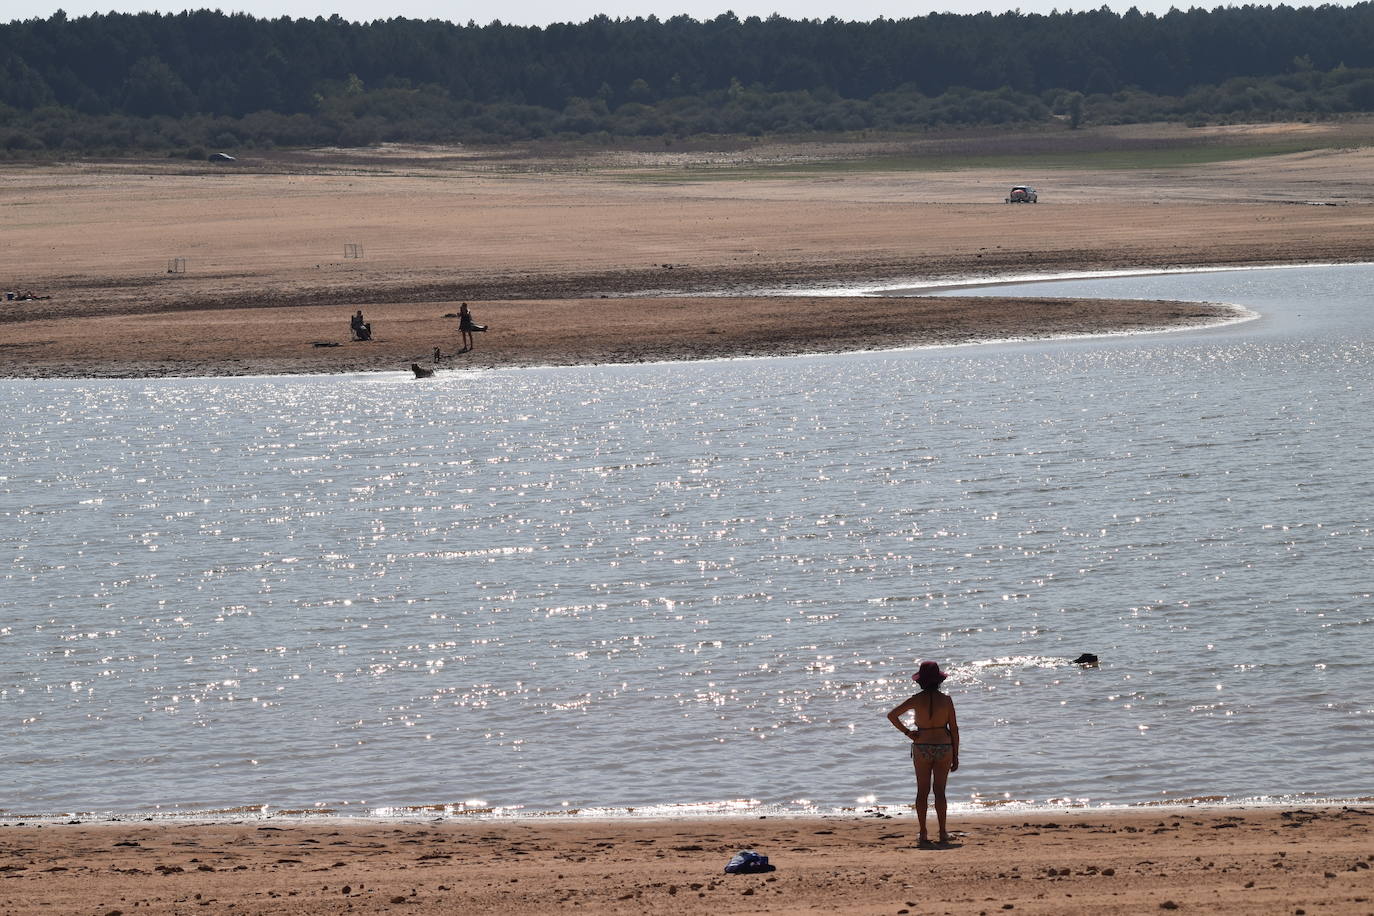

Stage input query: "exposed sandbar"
[{"left": 0, "top": 295, "right": 1239, "bottom": 379}]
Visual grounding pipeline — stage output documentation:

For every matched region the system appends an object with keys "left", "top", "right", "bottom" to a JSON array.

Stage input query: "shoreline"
[
  {"left": 4, "top": 805, "right": 1370, "bottom": 914},
  {"left": 5, "top": 794, "right": 1367, "bottom": 826},
  {"left": 0, "top": 293, "right": 1246, "bottom": 380},
  {"left": 840, "top": 258, "right": 1374, "bottom": 296}
]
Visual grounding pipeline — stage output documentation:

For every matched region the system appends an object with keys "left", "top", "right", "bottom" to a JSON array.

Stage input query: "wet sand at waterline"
[
  {"left": 3, "top": 125, "right": 1374, "bottom": 376},
  {"left": 2, "top": 807, "right": 1371, "bottom": 914}
]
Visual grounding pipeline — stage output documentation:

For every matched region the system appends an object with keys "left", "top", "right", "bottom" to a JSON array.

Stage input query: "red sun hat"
[{"left": 912, "top": 660, "right": 947, "bottom": 688}]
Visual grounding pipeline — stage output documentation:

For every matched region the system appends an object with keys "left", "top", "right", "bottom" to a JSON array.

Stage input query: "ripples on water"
[{"left": 1, "top": 265, "right": 1371, "bottom": 817}]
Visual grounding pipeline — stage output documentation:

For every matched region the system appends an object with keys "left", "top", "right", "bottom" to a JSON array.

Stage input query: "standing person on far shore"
[
  {"left": 458, "top": 302, "right": 478, "bottom": 353},
  {"left": 887, "top": 660, "right": 960, "bottom": 846}
]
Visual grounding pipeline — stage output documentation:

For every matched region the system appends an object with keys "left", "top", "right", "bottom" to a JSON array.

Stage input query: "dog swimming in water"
[{"left": 411, "top": 363, "right": 435, "bottom": 379}]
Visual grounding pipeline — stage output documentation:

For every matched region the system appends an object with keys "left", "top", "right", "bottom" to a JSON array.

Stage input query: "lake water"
[{"left": 2, "top": 264, "right": 1371, "bottom": 819}]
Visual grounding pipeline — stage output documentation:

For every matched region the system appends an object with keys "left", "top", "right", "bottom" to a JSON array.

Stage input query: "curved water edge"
[
  {"left": 766, "top": 258, "right": 1374, "bottom": 298},
  {"left": 3, "top": 263, "right": 1372, "bottom": 821}
]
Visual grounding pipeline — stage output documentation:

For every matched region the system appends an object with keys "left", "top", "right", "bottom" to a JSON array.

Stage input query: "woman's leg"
[
  {"left": 931, "top": 756, "right": 953, "bottom": 842},
  {"left": 913, "top": 753, "right": 934, "bottom": 843}
]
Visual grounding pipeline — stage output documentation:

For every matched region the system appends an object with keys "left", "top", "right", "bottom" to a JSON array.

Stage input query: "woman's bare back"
[{"left": 910, "top": 691, "right": 953, "bottom": 740}]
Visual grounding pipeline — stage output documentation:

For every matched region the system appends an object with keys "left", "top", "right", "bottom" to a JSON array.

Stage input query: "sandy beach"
[
  {"left": 2, "top": 122, "right": 1373, "bottom": 377},
  {"left": 2, "top": 807, "right": 1371, "bottom": 914}
]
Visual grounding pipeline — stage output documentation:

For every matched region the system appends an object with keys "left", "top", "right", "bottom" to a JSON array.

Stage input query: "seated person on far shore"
[{"left": 351, "top": 310, "right": 372, "bottom": 341}]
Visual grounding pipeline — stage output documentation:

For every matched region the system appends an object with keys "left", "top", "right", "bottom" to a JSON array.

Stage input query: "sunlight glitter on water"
[{"left": 2, "top": 264, "right": 1373, "bottom": 818}]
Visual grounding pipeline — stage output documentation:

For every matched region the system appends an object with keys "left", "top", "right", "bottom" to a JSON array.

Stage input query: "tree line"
[{"left": 4, "top": 5, "right": 1374, "bottom": 154}]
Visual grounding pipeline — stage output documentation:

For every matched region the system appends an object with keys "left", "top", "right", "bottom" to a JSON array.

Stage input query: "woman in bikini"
[{"left": 886, "top": 660, "right": 960, "bottom": 846}]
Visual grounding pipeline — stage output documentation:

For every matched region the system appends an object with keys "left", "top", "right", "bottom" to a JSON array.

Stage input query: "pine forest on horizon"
[{"left": 5, "top": 4, "right": 1374, "bottom": 155}]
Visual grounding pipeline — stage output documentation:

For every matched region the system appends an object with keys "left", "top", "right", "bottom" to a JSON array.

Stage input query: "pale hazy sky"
[{"left": 3, "top": 0, "right": 1299, "bottom": 29}]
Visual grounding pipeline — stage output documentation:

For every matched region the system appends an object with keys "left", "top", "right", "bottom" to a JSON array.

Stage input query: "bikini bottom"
[{"left": 911, "top": 743, "right": 952, "bottom": 762}]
